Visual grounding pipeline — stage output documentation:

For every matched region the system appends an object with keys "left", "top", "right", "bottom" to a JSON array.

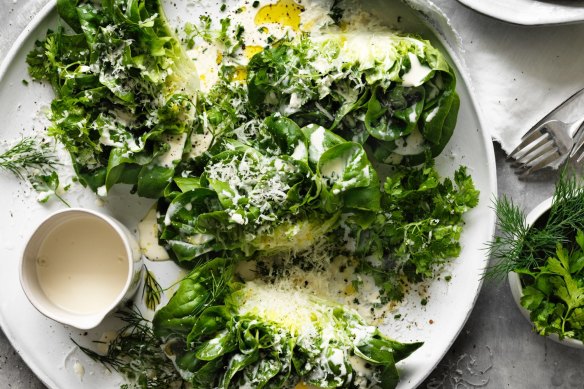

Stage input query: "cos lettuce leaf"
[
  {"left": 247, "top": 32, "right": 459, "bottom": 165},
  {"left": 158, "top": 116, "right": 380, "bottom": 265},
  {"left": 27, "top": 0, "right": 198, "bottom": 197},
  {"left": 153, "top": 259, "right": 423, "bottom": 389}
]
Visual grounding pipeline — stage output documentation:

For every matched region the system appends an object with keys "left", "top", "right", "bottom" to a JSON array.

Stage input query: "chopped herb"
[
  {"left": 30, "top": 171, "right": 70, "bottom": 207},
  {"left": 141, "top": 266, "right": 163, "bottom": 311}
]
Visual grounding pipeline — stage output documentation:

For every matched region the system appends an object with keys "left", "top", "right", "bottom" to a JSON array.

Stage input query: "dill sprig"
[
  {"left": 73, "top": 307, "right": 187, "bottom": 389},
  {"left": 142, "top": 266, "right": 163, "bottom": 311},
  {"left": 0, "top": 137, "right": 58, "bottom": 179},
  {"left": 486, "top": 172, "right": 584, "bottom": 279}
]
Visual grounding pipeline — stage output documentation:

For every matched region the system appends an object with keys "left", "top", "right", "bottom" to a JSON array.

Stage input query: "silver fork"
[
  {"left": 507, "top": 116, "right": 584, "bottom": 177},
  {"left": 507, "top": 86, "right": 584, "bottom": 177}
]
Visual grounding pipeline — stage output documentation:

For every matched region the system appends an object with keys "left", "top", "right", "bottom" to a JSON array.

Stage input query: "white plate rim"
[
  {"left": 0, "top": 5, "right": 61, "bottom": 388},
  {"left": 412, "top": 6, "right": 498, "bottom": 383}
]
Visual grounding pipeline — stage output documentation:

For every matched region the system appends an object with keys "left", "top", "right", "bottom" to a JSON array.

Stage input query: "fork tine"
[
  {"left": 518, "top": 121, "right": 550, "bottom": 143},
  {"left": 508, "top": 131, "right": 551, "bottom": 160},
  {"left": 510, "top": 140, "right": 554, "bottom": 167},
  {"left": 569, "top": 124, "right": 584, "bottom": 160},
  {"left": 516, "top": 149, "right": 561, "bottom": 178},
  {"left": 514, "top": 145, "right": 558, "bottom": 170},
  {"left": 573, "top": 146, "right": 584, "bottom": 164}
]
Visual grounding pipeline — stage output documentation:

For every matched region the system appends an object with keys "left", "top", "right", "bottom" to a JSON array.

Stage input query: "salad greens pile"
[
  {"left": 190, "top": 30, "right": 459, "bottom": 168},
  {"left": 26, "top": 0, "right": 481, "bottom": 387},
  {"left": 158, "top": 117, "right": 380, "bottom": 266},
  {"left": 27, "top": 0, "right": 198, "bottom": 198},
  {"left": 246, "top": 33, "right": 459, "bottom": 166},
  {"left": 152, "top": 259, "right": 423, "bottom": 388}
]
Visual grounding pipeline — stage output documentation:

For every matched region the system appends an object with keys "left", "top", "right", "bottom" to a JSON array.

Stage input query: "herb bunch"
[
  {"left": 74, "top": 307, "right": 188, "bottom": 389},
  {"left": 487, "top": 172, "right": 584, "bottom": 279}
]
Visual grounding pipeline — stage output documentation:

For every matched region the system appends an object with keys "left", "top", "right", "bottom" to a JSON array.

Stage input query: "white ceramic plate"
[
  {"left": 456, "top": 0, "right": 584, "bottom": 25},
  {"left": 0, "top": 1, "right": 496, "bottom": 388}
]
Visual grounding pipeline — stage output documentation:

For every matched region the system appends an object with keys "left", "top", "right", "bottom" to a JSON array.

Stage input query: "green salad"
[
  {"left": 152, "top": 259, "right": 423, "bottom": 388},
  {"left": 24, "top": 0, "right": 480, "bottom": 387}
]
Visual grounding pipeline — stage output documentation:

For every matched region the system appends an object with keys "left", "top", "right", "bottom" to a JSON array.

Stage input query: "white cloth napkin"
[{"left": 410, "top": 0, "right": 584, "bottom": 154}]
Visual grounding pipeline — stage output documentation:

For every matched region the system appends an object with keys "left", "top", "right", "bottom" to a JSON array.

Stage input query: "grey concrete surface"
[{"left": 0, "top": 0, "right": 582, "bottom": 388}]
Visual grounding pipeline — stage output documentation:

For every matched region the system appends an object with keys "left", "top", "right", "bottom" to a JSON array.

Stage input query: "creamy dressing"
[
  {"left": 35, "top": 216, "right": 129, "bottom": 315},
  {"left": 187, "top": 44, "right": 220, "bottom": 93},
  {"left": 138, "top": 206, "right": 170, "bottom": 261},
  {"left": 73, "top": 360, "right": 85, "bottom": 381},
  {"left": 229, "top": 212, "right": 246, "bottom": 225},
  {"left": 291, "top": 142, "right": 308, "bottom": 160},
  {"left": 394, "top": 127, "right": 426, "bottom": 155},
  {"left": 189, "top": 132, "right": 214, "bottom": 159},
  {"left": 320, "top": 156, "right": 347, "bottom": 179},
  {"left": 402, "top": 52, "right": 432, "bottom": 87},
  {"left": 308, "top": 126, "right": 326, "bottom": 162},
  {"left": 156, "top": 133, "right": 187, "bottom": 168}
]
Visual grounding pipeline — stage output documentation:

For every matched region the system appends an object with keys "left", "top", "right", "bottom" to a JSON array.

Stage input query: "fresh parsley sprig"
[
  {"left": 30, "top": 171, "right": 70, "bottom": 207},
  {"left": 519, "top": 230, "right": 584, "bottom": 341}
]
